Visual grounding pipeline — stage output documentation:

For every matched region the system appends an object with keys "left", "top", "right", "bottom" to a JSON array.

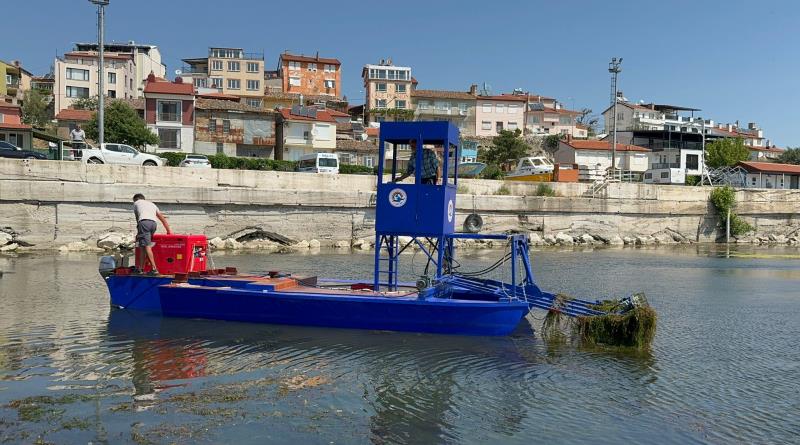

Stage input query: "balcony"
[
  {"left": 180, "top": 65, "right": 208, "bottom": 75},
  {"left": 651, "top": 162, "right": 680, "bottom": 169},
  {"left": 415, "top": 107, "right": 467, "bottom": 117}
]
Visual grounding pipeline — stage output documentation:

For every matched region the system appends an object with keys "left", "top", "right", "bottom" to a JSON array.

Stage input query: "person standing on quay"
[{"left": 132, "top": 193, "right": 172, "bottom": 275}]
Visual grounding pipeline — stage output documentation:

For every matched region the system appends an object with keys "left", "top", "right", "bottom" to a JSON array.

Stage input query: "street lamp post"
[
  {"left": 90, "top": 0, "right": 109, "bottom": 147},
  {"left": 608, "top": 57, "right": 622, "bottom": 180}
]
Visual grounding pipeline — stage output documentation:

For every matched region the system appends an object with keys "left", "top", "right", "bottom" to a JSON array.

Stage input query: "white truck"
[{"left": 81, "top": 143, "right": 165, "bottom": 166}]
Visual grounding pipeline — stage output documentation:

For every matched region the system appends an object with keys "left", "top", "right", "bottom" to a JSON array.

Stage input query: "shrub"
[
  {"left": 482, "top": 164, "right": 504, "bottom": 180},
  {"left": 496, "top": 185, "right": 511, "bottom": 195},
  {"left": 160, "top": 152, "right": 187, "bottom": 167},
  {"left": 709, "top": 185, "right": 753, "bottom": 236},
  {"left": 534, "top": 183, "right": 557, "bottom": 197},
  {"left": 339, "top": 164, "right": 376, "bottom": 175},
  {"left": 684, "top": 175, "right": 701, "bottom": 186}
]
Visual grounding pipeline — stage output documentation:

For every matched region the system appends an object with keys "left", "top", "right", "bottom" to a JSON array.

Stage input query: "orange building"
[{"left": 277, "top": 52, "right": 341, "bottom": 98}]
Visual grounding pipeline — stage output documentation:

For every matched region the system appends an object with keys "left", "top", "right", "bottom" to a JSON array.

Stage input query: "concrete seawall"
[{"left": 0, "top": 159, "right": 798, "bottom": 251}]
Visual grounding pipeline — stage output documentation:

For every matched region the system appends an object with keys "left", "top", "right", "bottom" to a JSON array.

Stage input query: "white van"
[{"left": 298, "top": 152, "right": 339, "bottom": 174}]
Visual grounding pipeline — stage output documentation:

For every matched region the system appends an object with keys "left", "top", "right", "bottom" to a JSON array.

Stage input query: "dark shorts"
[{"left": 136, "top": 219, "right": 157, "bottom": 247}]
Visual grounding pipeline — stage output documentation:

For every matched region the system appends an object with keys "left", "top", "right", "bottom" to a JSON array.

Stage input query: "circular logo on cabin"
[
  {"left": 389, "top": 188, "right": 407, "bottom": 208},
  {"left": 447, "top": 199, "right": 454, "bottom": 222}
]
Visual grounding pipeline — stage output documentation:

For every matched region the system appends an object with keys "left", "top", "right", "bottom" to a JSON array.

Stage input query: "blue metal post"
[{"left": 511, "top": 238, "right": 517, "bottom": 298}]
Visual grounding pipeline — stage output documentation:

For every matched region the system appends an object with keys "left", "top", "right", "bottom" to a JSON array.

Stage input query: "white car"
[
  {"left": 179, "top": 154, "right": 212, "bottom": 168},
  {"left": 81, "top": 143, "right": 165, "bottom": 166}
]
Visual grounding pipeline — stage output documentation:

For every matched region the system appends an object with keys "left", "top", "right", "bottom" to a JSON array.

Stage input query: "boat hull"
[{"left": 105, "top": 275, "right": 531, "bottom": 336}]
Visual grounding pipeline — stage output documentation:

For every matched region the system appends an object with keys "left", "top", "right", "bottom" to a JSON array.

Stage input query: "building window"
[
  {"left": 507, "top": 104, "right": 518, "bottom": 114},
  {"left": 158, "top": 128, "right": 180, "bottom": 149},
  {"left": 107, "top": 90, "right": 116, "bottom": 98},
  {"left": 194, "top": 77, "right": 207, "bottom": 88},
  {"left": 303, "top": 130, "right": 311, "bottom": 140},
  {"left": 216, "top": 142, "right": 224, "bottom": 154},
  {"left": 157, "top": 100, "right": 181, "bottom": 122},
  {"left": 246, "top": 98, "right": 262, "bottom": 107},
  {"left": 559, "top": 116, "right": 572, "bottom": 125},
  {"left": 228, "top": 79, "right": 241, "bottom": 90},
  {"left": 617, "top": 112, "right": 624, "bottom": 121},
  {"left": 496, "top": 122, "right": 504, "bottom": 132},
  {"left": 247, "top": 79, "right": 260, "bottom": 91},
  {"left": 376, "top": 99, "right": 387, "bottom": 108},
  {"left": 495, "top": 104, "right": 505, "bottom": 113},
  {"left": 66, "top": 68, "right": 90, "bottom": 81},
  {"left": 324, "top": 79, "right": 335, "bottom": 89},
  {"left": 686, "top": 154, "right": 699, "bottom": 170},
  {"left": 324, "top": 64, "right": 336, "bottom": 73},
  {"left": 228, "top": 61, "right": 240, "bottom": 72},
  {"left": 435, "top": 101, "right": 448, "bottom": 111},
  {"left": 396, "top": 83, "right": 407, "bottom": 93},
  {"left": 376, "top": 83, "right": 387, "bottom": 92},
  {"left": 289, "top": 76, "right": 301, "bottom": 87},
  {"left": 209, "top": 119, "right": 217, "bottom": 133},
  {"left": 247, "top": 62, "right": 259, "bottom": 73},
  {"left": 530, "top": 116, "right": 541, "bottom": 123},
  {"left": 288, "top": 61, "right": 301, "bottom": 70},
  {"left": 481, "top": 103, "right": 492, "bottom": 113},
  {"left": 418, "top": 101, "right": 429, "bottom": 110},
  {"left": 223, "top": 119, "right": 231, "bottom": 134},
  {"left": 508, "top": 121, "right": 518, "bottom": 131},
  {"left": 307, "top": 63, "right": 317, "bottom": 71},
  {"left": 211, "top": 77, "right": 223, "bottom": 88},
  {"left": 459, "top": 103, "right": 468, "bottom": 113},
  {"left": 365, "top": 157, "right": 374, "bottom": 168},
  {"left": 396, "top": 100, "right": 406, "bottom": 109},
  {"left": 65, "top": 86, "right": 90, "bottom": 98},
  {"left": 108, "top": 72, "right": 116, "bottom": 84},
  {"left": 211, "top": 60, "right": 223, "bottom": 71},
  {"left": 481, "top": 121, "right": 491, "bottom": 130}
]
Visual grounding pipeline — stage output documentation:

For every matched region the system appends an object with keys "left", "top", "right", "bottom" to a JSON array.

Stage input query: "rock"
[
  {"left": 653, "top": 233, "right": 675, "bottom": 244},
  {"left": 397, "top": 236, "right": 413, "bottom": 246},
  {"left": 529, "top": 233, "right": 544, "bottom": 246},
  {"left": 578, "top": 234, "right": 595, "bottom": 244},
  {"left": 292, "top": 240, "right": 310, "bottom": 250},
  {"left": 97, "top": 233, "right": 125, "bottom": 250},
  {"left": 555, "top": 232, "right": 574, "bottom": 245},
  {"left": 208, "top": 237, "right": 226, "bottom": 250},
  {"left": 608, "top": 235, "right": 624, "bottom": 246},
  {"left": 224, "top": 238, "right": 243, "bottom": 250},
  {"left": 543, "top": 234, "right": 556, "bottom": 245},
  {"left": 770, "top": 234, "right": 787, "bottom": 244},
  {"left": 244, "top": 239, "right": 280, "bottom": 251},
  {"left": 58, "top": 241, "right": 101, "bottom": 252},
  {"left": 0, "top": 243, "right": 19, "bottom": 252},
  {"left": 358, "top": 241, "right": 372, "bottom": 251},
  {"left": 635, "top": 235, "right": 653, "bottom": 246},
  {"left": 622, "top": 236, "right": 635, "bottom": 245},
  {"left": 334, "top": 240, "right": 350, "bottom": 249},
  {"left": 0, "top": 231, "right": 12, "bottom": 245},
  {"left": 308, "top": 239, "right": 321, "bottom": 249}
]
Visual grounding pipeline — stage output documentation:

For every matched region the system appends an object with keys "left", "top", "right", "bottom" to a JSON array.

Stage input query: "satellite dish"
[{"left": 175, "top": 69, "right": 182, "bottom": 75}]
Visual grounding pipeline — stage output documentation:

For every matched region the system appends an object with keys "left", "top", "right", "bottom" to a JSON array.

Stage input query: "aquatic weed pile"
[{"left": 541, "top": 293, "right": 657, "bottom": 349}]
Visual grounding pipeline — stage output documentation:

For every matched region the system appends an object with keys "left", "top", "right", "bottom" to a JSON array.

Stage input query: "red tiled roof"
[
  {"left": 747, "top": 145, "right": 784, "bottom": 153},
  {"left": 280, "top": 53, "right": 340, "bottom": 65},
  {"left": 411, "top": 89, "right": 476, "bottom": 100},
  {"left": 713, "top": 127, "right": 763, "bottom": 139},
  {"left": 477, "top": 94, "right": 528, "bottom": 102},
  {"left": 144, "top": 80, "right": 194, "bottom": 95},
  {"left": 366, "top": 127, "right": 379, "bottom": 137},
  {"left": 562, "top": 139, "right": 649, "bottom": 152},
  {"left": 543, "top": 107, "right": 580, "bottom": 115},
  {"left": 326, "top": 109, "right": 350, "bottom": 117},
  {"left": 738, "top": 161, "right": 800, "bottom": 174},
  {"left": 56, "top": 109, "right": 93, "bottom": 121},
  {"left": 196, "top": 92, "right": 241, "bottom": 101},
  {"left": 278, "top": 108, "right": 336, "bottom": 123},
  {"left": 0, "top": 122, "right": 32, "bottom": 130}
]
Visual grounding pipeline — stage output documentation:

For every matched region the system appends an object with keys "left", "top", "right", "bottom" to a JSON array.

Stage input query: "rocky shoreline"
[{"left": 1, "top": 226, "right": 799, "bottom": 255}]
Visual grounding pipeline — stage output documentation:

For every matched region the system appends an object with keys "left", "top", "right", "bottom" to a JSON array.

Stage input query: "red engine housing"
[{"left": 137, "top": 234, "right": 209, "bottom": 275}]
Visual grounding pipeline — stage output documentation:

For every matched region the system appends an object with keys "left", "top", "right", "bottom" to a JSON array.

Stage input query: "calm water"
[{"left": 0, "top": 246, "right": 798, "bottom": 444}]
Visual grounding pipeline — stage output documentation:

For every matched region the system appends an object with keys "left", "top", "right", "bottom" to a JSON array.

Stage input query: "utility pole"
[
  {"left": 608, "top": 58, "right": 622, "bottom": 181},
  {"left": 90, "top": 0, "right": 109, "bottom": 147}
]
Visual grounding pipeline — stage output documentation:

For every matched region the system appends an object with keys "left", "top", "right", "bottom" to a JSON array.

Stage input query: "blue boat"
[{"left": 101, "top": 122, "right": 611, "bottom": 336}]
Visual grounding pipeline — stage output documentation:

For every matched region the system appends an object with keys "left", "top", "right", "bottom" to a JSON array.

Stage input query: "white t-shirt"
[
  {"left": 70, "top": 129, "right": 85, "bottom": 141},
  {"left": 133, "top": 200, "right": 159, "bottom": 222}
]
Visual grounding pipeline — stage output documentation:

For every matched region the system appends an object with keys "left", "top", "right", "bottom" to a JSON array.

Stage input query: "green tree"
[
  {"left": 705, "top": 137, "right": 750, "bottom": 168},
  {"left": 543, "top": 134, "right": 564, "bottom": 153},
  {"left": 481, "top": 129, "right": 530, "bottom": 168},
  {"left": 85, "top": 100, "right": 159, "bottom": 148},
  {"left": 21, "top": 89, "right": 50, "bottom": 127},
  {"left": 777, "top": 147, "right": 800, "bottom": 165},
  {"left": 72, "top": 95, "right": 99, "bottom": 111}
]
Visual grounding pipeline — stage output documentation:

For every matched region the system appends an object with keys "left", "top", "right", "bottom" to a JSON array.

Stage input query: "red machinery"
[{"left": 136, "top": 234, "right": 209, "bottom": 274}]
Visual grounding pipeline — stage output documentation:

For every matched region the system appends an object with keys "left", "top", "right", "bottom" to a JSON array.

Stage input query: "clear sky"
[{"left": 3, "top": 0, "right": 798, "bottom": 146}]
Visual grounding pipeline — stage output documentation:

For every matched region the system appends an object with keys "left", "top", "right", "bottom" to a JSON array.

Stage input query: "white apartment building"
[
  {"left": 74, "top": 42, "right": 166, "bottom": 97},
  {"left": 475, "top": 95, "right": 527, "bottom": 137},
  {"left": 53, "top": 51, "right": 137, "bottom": 113}
]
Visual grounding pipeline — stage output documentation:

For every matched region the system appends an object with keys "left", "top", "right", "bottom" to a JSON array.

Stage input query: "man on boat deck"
[
  {"left": 394, "top": 139, "right": 440, "bottom": 185},
  {"left": 132, "top": 193, "right": 172, "bottom": 275}
]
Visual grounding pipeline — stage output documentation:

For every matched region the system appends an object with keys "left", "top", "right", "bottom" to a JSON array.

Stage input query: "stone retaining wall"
[{"left": 0, "top": 159, "right": 798, "bottom": 252}]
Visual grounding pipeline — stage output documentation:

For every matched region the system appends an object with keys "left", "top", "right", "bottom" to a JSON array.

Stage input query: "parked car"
[
  {"left": 0, "top": 141, "right": 48, "bottom": 160},
  {"left": 179, "top": 154, "right": 212, "bottom": 168},
  {"left": 81, "top": 143, "right": 165, "bottom": 166}
]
